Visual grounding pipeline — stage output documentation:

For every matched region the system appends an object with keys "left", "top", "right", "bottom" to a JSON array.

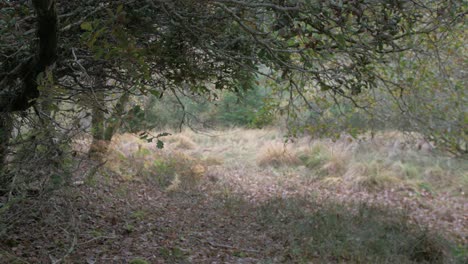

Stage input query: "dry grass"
[
  {"left": 344, "top": 161, "right": 401, "bottom": 190},
  {"left": 154, "top": 128, "right": 467, "bottom": 195},
  {"left": 167, "top": 134, "right": 197, "bottom": 149},
  {"left": 296, "top": 141, "right": 332, "bottom": 169},
  {"left": 256, "top": 142, "right": 301, "bottom": 167},
  {"left": 17, "top": 128, "right": 465, "bottom": 262},
  {"left": 75, "top": 129, "right": 466, "bottom": 195},
  {"left": 272, "top": 131, "right": 466, "bottom": 194},
  {"left": 76, "top": 132, "right": 207, "bottom": 190},
  {"left": 319, "top": 142, "right": 352, "bottom": 177}
]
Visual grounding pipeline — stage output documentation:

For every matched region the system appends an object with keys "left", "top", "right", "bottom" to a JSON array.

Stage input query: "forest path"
[{"left": 1, "top": 130, "right": 466, "bottom": 263}]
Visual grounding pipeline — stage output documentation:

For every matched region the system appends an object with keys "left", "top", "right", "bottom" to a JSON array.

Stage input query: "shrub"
[
  {"left": 3, "top": 127, "right": 74, "bottom": 195},
  {"left": 344, "top": 162, "right": 401, "bottom": 190},
  {"left": 297, "top": 142, "right": 331, "bottom": 169}
]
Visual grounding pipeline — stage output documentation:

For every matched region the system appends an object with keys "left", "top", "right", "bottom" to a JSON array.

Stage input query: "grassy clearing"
[
  {"left": 58, "top": 128, "right": 466, "bottom": 262},
  {"left": 248, "top": 130, "right": 466, "bottom": 194},
  {"left": 98, "top": 133, "right": 207, "bottom": 191}
]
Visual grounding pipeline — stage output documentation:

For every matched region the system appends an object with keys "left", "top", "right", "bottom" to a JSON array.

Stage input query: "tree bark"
[
  {"left": 104, "top": 93, "right": 129, "bottom": 141},
  {"left": 0, "top": 114, "right": 13, "bottom": 189},
  {"left": 0, "top": 0, "right": 58, "bottom": 112},
  {"left": 88, "top": 92, "right": 106, "bottom": 159},
  {"left": 89, "top": 92, "right": 129, "bottom": 159}
]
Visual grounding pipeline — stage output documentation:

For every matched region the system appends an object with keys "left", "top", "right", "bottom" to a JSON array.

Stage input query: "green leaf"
[
  {"left": 156, "top": 140, "right": 164, "bottom": 149},
  {"left": 80, "top": 22, "right": 93, "bottom": 31},
  {"left": 149, "top": 90, "right": 162, "bottom": 98},
  {"left": 116, "top": 4, "right": 124, "bottom": 14}
]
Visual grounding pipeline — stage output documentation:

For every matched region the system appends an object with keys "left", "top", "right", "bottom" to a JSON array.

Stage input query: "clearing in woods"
[{"left": 1, "top": 129, "right": 466, "bottom": 263}]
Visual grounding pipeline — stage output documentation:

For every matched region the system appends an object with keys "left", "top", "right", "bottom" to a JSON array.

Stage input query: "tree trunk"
[
  {"left": 89, "top": 92, "right": 129, "bottom": 159},
  {"left": 0, "top": 114, "right": 13, "bottom": 189},
  {"left": 0, "top": 0, "right": 57, "bottom": 181},
  {"left": 104, "top": 93, "right": 129, "bottom": 141},
  {"left": 88, "top": 92, "right": 107, "bottom": 159},
  {"left": 0, "top": 0, "right": 58, "bottom": 112}
]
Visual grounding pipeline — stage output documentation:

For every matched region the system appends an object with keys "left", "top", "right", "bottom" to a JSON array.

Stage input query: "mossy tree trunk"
[
  {"left": 0, "top": 0, "right": 58, "bottom": 112},
  {"left": 0, "top": 0, "right": 58, "bottom": 184},
  {"left": 104, "top": 92, "right": 129, "bottom": 141},
  {"left": 88, "top": 92, "right": 129, "bottom": 159},
  {"left": 88, "top": 92, "right": 106, "bottom": 158},
  {"left": 0, "top": 114, "right": 13, "bottom": 191}
]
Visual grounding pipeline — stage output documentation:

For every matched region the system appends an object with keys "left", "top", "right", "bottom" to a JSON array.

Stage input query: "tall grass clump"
[
  {"left": 295, "top": 140, "right": 352, "bottom": 180},
  {"left": 344, "top": 161, "right": 401, "bottom": 190},
  {"left": 256, "top": 142, "right": 301, "bottom": 167},
  {"left": 101, "top": 133, "right": 205, "bottom": 190},
  {"left": 166, "top": 134, "right": 197, "bottom": 150},
  {"left": 297, "top": 141, "right": 331, "bottom": 170}
]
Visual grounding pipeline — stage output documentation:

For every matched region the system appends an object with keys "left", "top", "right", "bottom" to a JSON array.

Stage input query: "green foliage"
[
  {"left": 250, "top": 102, "right": 276, "bottom": 129},
  {"left": 291, "top": 21, "right": 467, "bottom": 155},
  {"left": 138, "top": 132, "right": 170, "bottom": 150},
  {"left": 297, "top": 143, "right": 331, "bottom": 169},
  {"left": 130, "top": 210, "right": 147, "bottom": 221},
  {"left": 151, "top": 158, "right": 174, "bottom": 187},
  {"left": 125, "top": 105, "right": 146, "bottom": 132},
  {"left": 216, "top": 86, "right": 272, "bottom": 128},
  {"left": 124, "top": 224, "right": 135, "bottom": 233},
  {"left": 124, "top": 84, "right": 273, "bottom": 131}
]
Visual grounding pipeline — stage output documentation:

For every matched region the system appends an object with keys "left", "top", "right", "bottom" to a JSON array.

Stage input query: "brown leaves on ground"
[{"left": 0, "top": 129, "right": 466, "bottom": 263}]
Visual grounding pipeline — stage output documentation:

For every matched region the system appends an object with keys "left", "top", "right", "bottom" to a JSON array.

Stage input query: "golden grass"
[
  {"left": 321, "top": 143, "right": 352, "bottom": 177},
  {"left": 256, "top": 142, "right": 301, "bottom": 167},
  {"left": 202, "top": 156, "right": 224, "bottom": 166},
  {"left": 344, "top": 162, "right": 401, "bottom": 190},
  {"left": 73, "top": 128, "right": 466, "bottom": 194},
  {"left": 78, "top": 132, "right": 205, "bottom": 189},
  {"left": 190, "top": 164, "right": 206, "bottom": 180},
  {"left": 167, "top": 134, "right": 197, "bottom": 149}
]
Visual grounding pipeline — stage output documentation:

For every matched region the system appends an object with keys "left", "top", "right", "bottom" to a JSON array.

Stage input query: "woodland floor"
[{"left": 0, "top": 129, "right": 466, "bottom": 263}]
